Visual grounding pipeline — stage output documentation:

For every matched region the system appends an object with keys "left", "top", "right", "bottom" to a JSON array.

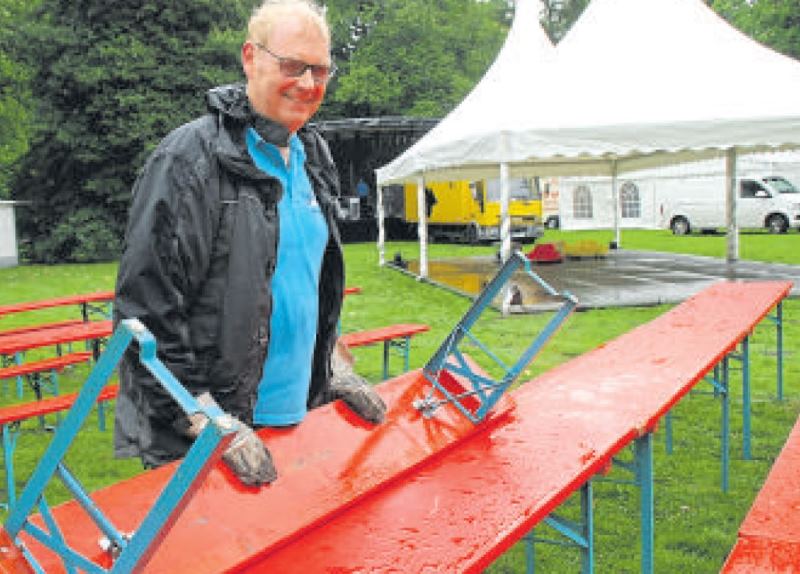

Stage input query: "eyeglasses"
[{"left": 254, "top": 42, "right": 337, "bottom": 84}]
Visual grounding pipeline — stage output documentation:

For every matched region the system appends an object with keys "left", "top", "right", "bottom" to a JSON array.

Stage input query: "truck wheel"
[
  {"left": 464, "top": 224, "right": 479, "bottom": 244},
  {"left": 671, "top": 216, "right": 690, "bottom": 235},
  {"left": 767, "top": 214, "right": 788, "bottom": 234}
]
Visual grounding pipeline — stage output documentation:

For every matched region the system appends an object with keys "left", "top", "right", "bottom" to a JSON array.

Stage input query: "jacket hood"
[{"left": 206, "top": 84, "right": 251, "bottom": 122}]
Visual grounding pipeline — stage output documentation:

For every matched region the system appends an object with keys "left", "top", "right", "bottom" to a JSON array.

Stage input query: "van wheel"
[
  {"left": 671, "top": 216, "right": 690, "bottom": 235},
  {"left": 767, "top": 214, "right": 788, "bottom": 234}
]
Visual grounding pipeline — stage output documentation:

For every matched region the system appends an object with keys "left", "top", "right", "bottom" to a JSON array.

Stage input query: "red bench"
[
  {"left": 339, "top": 323, "right": 430, "bottom": 379},
  {"left": 0, "top": 352, "right": 93, "bottom": 399},
  {"left": 0, "top": 291, "right": 114, "bottom": 320},
  {"left": 721, "top": 414, "right": 800, "bottom": 573},
  {"left": 0, "top": 384, "right": 119, "bottom": 510}
]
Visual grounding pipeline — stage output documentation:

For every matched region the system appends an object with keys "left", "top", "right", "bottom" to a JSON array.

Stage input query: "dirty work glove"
[
  {"left": 328, "top": 372, "right": 387, "bottom": 424},
  {"left": 327, "top": 340, "right": 386, "bottom": 423},
  {"left": 182, "top": 392, "right": 277, "bottom": 486}
]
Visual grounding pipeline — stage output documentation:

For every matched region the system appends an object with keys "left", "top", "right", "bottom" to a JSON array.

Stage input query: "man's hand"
[
  {"left": 328, "top": 372, "right": 387, "bottom": 424},
  {"left": 182, "top": 392, "right": 277, "bottom": 486},
  {"left": 328, "top": 340, "right": 386, "bottom": 423},
  {"left": 222, "top": 423, "right": 277, "bottom": 486}
]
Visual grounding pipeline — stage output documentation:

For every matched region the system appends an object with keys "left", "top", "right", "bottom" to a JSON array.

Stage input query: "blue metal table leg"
[
  {"left": 382, "top": 341, "right": 390, "bottom": 380},
  {"left": 664, "top": 410, "right": 673, "bottom": 454},
  {"left": 721, "top": 356, "right": 730, "bottom": 493},
  {"left": 525, "top": 529, "right": 535, "bottom": 574},
  {"left": 403, "top": 335, "right": 411, "bottom": 372},
  {"left": 581, "top": 481, "right": 594, "bottom": 574},
  {"left": 635, "top": 433, "right": 654, "bottom": 574},
  {"left": 741, "top": 336, "right": 751, "bottom": 460},
  {"left": 777, "top": 302, "right": 784, "bottom": 401}
]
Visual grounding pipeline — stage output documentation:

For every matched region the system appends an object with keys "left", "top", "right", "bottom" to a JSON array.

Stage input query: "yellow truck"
[{"left": 402, "top": 177, "right": 544, "bottom": 243}]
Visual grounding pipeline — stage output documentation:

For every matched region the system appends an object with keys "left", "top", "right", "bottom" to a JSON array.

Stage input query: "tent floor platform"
[{"left": 397, "top": 249, "right": 800, "bottom": 311}]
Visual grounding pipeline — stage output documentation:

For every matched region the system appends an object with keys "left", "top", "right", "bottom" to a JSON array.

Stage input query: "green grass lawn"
[{"left": 0, "top": 229, "right": 799, "bottom": 572}]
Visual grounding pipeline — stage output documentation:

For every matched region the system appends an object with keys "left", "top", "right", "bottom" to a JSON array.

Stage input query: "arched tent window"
[
  {"left": 620, "top": 181, "right": 641, "bottom": 218},
  {"left": 573, "top": 185, "right": 593, "bottom": 219}
]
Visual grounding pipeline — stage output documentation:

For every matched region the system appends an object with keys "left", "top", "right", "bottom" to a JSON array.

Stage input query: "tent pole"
[
  {"left": 611, "top": 160, "right": 620, "bottom": 249},
  {"left": 725, "top": 148, "right": 739, "bottom": 263},
  {"left": 417, "top": 175, "right": 429, "bottom": 278},
  {"left": 377, "top": 184, "right": 385, "bottom": 266},
  {"left": 500, "top": 163, "right": 511, "bottom": 263}
]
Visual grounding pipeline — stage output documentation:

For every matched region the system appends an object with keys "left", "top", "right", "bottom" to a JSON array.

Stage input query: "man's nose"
[{"left": 296, "top": 68, "right": 316, "bottom": 89}]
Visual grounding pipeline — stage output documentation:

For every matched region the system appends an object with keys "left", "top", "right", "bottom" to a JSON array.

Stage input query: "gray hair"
[{"left": 248, "top": 0, "right": 330, "bottom": 44}]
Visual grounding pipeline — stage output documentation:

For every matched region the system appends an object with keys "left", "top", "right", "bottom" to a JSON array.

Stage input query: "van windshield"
[{"left": 762, "top": 176, "right": 799, "bottom": 194}]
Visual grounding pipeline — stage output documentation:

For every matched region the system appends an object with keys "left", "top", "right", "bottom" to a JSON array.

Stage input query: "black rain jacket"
[{"left": 113, "top": 84, "right": 344, "bottom": 467}]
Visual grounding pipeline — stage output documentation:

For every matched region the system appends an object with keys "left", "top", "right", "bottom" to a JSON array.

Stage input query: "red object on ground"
[
  {"left": 0, "top": 292, "right": 114, "bottom": 318},
  {"left": 721, "top": 414, "right": 800, "bottom": 573},
  {"left": 527, "top": 242, "right": 563, "bottom": 263},
  {"left": 339, "top": 323, "right": 430, "bottom": 348},
  {"left": 0, "top": 281, "right": 791, "bottom": 574}
]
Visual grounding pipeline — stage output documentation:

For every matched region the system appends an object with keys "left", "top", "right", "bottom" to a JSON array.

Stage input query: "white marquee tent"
[{"left": 376, "top": 0, "right": 800, "bottom": 271}]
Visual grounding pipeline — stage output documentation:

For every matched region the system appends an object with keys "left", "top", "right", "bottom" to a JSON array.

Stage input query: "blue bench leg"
[
  {"left": 2, "top": 423, "right": 18, "bottom": 510},
  {"left": 580, "top": 481, "right": 594, "bottom": 574},
  {"left": 382, "top": 341, "right": 390, "bottom": 380},
  {"left": 635, "top": 432, "right": 654, "bottom": 574},
  {"left": 721, "top": 356, "right": 730, "bottom": 493},
  {"left": 98, "top": 401, "right": 107, "bottom": 432},
  {"left": 742, "top": 336, "right": 751, "bottom": 460},
  {"left": 15, "top": 352, "right": 24, "bottom": 399},
  {"left": 525, "top": 529, "right": 535, "bottom": 574}
]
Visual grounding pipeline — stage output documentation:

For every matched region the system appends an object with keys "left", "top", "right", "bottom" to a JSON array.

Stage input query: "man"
[{"left": 113, "top": 0, "right": 385, "bottom": 487}]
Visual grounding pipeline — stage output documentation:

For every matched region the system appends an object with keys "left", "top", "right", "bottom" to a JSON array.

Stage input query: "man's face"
[{"left": 243, "top": 11, "right": 331, "bottom": 134}]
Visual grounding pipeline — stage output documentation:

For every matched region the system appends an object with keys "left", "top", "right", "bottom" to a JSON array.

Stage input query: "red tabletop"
[
  {"left": 0, "top": 292, "right": 114, "bottom": 318},
  {"left": 0, "top": 320, "right": 112, "bottom": 356},
  {"left": 1, "top": 280, "right": 791, "bottom": 574},
  {"left": 722, "top": 414, "right": 800, "bottom": 573}
]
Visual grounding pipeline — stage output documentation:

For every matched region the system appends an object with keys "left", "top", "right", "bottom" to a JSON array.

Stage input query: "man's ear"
[{"left": 241, "top": 41, "right": 256, "bottom": 78}]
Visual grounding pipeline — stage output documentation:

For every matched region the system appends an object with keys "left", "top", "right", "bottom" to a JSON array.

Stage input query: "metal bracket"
[
  {"left": 2, "top": 319, "right": 237, "bottom": 573},
  {"left": 414, "top": 251, "right": 578, "bottom": 424}
]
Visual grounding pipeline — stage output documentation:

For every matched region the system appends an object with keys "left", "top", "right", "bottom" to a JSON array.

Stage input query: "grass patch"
[{"left": 0, "top": 230, "right": 799, "bottom": 572}]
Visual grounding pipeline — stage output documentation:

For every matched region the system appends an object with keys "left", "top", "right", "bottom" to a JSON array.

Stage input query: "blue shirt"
[{"left": 246, "top": 128, "right": 329, "bottom": 426}]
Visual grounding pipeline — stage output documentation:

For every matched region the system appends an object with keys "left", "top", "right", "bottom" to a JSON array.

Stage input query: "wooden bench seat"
[
  {"left": 0, "top": 352, "right": 93, "bottom": 400},
  {"left": 340, "top": 323, "right": 430, "bottom": 379},
  {"left": 721, "top": 414, "right": 800, "bottom": 573},
  {"left": 0, "top": 320, "right": 83, "bottom": 342},
  {"left": 0, "top": 384, "right": 119, "bottom": 509}
]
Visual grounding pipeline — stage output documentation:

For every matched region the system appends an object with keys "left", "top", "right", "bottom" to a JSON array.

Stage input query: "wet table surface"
[
  {"left": 3, "top": 281, "right": 791, "bottom": 574},
  {"left": 722, "top": 414, "right": 800, "bottom": 573}
]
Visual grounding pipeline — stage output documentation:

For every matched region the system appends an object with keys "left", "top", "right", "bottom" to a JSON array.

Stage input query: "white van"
[{"left": 663, "top": 175, "right": 800, "bottom": 234}]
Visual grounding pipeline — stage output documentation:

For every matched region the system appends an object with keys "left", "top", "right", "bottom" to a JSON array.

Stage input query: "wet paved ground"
[{"left": 401, "top": 250, "right": 800, "bottom": 312}]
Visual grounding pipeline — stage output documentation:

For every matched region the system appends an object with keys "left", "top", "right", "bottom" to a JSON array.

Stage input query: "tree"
[
  {"left": 0, "top": 0, "right": 38, "bottom": 199},
  {"left": 712, "top": 0, "right": 800, "bottom": 61},
  {"left": 11, "top": 0, "right": 249, "bottom": 262},
  {"left": 540, "top": 0, "right": 589, "bottom": 43},
  {"left": 321, "top": 0, "right": 509, "bottom": 118}
]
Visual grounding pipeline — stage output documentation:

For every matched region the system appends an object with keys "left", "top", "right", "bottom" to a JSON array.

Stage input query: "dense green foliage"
[
  {"left": 2, "top": 0, "right": 800, "bottom": 262},
  {"left": 0, "top": 0, "right": 36, "bottom": 198},
  {"left": 9, "top": 0, "right": 250, "bottom": 262},
  {"left": 713, "top": 0, "right": 800, "bottom": 60},
  {"left": 323, "top": 0, "right": 509, "bottom": 117}
]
